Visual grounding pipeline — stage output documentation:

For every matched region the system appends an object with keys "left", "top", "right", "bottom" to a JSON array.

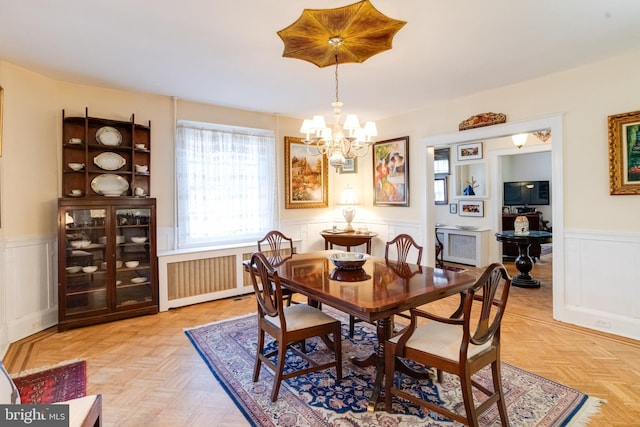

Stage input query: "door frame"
[{"left": 420, "top": 113, "right": 564, "bottom": 318}]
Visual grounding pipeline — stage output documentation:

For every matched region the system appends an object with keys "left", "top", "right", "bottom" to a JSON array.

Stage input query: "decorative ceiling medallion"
[
  {"left": 277, "top": 0, "right": 406, "bottom": 68},
  {"left": 459, "top": 113, "right": 507, "bottom": 131},
  {"left": 533, "top": 130, "right": 552, "bottom": 142}
]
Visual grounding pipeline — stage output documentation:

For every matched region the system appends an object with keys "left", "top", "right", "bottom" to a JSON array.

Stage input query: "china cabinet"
[
  {"left": 58, "top": 198, "right": 158, "bottom": 331},
  {"left": 62, "top": 108, "right": 151, "bottom": 198}
]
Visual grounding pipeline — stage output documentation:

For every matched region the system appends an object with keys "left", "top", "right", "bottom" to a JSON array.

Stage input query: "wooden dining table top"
[{"left": 263, "top": 250, "right": 478, "bottom": 323}]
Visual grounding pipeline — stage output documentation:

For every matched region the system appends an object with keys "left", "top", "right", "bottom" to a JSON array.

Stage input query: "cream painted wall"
[{"left": 0, "top": 63, "right": 58, "bottom": 238}]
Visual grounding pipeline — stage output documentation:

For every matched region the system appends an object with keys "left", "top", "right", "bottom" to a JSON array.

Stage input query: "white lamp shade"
[
  {"left": 340, "top": 187, "right": 358, "bottom": 205},
  {"left": 343, "top": 114, "right": 360, "bottom": 130},
  {"left": 300, "top": 119, "right": 314, "bottom": 133},
  {"left": 512, "top": 133, "right": 528, "bottom": 148},
  {"left": 363, "top": 121, "right": 378, "bottom": 137},
  {"left": 311, "top": 115, "right": 327, "bottom": 130}
]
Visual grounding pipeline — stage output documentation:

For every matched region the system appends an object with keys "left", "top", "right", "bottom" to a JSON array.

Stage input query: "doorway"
[{"left": 420, "top": 114, "right": 563, "bottom": 318}]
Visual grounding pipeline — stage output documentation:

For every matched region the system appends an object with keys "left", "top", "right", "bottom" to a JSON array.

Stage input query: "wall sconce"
[
  {"left": 339, "top": 187, "right": 358, "bottom": 231},
  {"left": 512, "top": 133, "right": 528, "bottom": 149}
]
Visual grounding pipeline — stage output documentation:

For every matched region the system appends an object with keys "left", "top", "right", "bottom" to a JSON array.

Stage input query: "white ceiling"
[{"left": 1, "top": 1, "right": 640, "bottom": 121}]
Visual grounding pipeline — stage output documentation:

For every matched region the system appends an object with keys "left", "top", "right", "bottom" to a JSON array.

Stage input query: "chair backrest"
[
  {"left": 385, "top": 234, "right": 423, "bottom": 264},
  {"left": 248, "top": 252, "right": 286, "bottom": 321},
  {"left": 462, "top": 263, "right": 511, "bottom": 349},
  {"left": 257, "top": 230, "right": 294, "bottom": 258}
]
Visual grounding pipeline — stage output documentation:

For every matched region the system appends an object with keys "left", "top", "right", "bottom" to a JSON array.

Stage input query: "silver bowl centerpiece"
[{"left": 328, "top": 252, "right": 368, "bottom": 270}]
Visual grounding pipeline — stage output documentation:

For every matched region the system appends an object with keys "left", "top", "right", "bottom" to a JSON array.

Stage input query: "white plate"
[
  {"left": 94, "top": 152, "right": 126, "bottom": 170},
  {"left": 131, "top": 277, "right": 147, "bottom": 284},
  {"left": 91, "top": 174, "right": 129, "bottom": 196},
  {"left": 96, "top": 126, "right": 122, "bottom": 146}
]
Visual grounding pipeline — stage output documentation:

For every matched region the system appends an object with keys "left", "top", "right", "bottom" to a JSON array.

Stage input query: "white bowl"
[
  {"left": 131, "top": 236, "right": 147, "bottom": 243},
  {"left": 66, "top": 266, "right": 82, "bottom": 274},
  {"left": 131, "top": 277, "right": 147, "bottom": 284},
  {"left": 82, "top": 265, "right": 98, "bottom": 273},
  {"left": 70, "top": 189, "right": 82, "bottom": 196},
  {"left": 68, "top": 137, "right": 82, "bottom": 144},
  {"left": 125, "top": 260, "right": 139, "bottom": 268},
  {"left": 68, "top": 162, "right": 84, "bottom": 171},
  {"left": 135, "top": 144, "right": 146, "bottom": 149},
  {"left": 135, "top": 164, "right": 148, "bottom": 173},
  {"left": 70, "top": 240, "right": 91, "bottom": 249}
]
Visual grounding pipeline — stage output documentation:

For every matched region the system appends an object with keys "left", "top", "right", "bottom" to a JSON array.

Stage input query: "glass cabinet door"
[
  {"left": 63, "top": 208, "right": 108, "bottom": 314},
  {"left": 115, "top": 207, "right": 153, "bottom": 308}
]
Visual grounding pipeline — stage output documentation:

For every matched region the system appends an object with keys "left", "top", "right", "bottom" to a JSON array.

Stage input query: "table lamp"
[{"left": 339, "top": 187, "right": 358, "bottom": 231}]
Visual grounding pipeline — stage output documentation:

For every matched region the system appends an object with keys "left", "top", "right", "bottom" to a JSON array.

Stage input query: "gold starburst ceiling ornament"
[
  {"left": 277, "top": 1, "right": 406, "bottom": 169},
  {"left": 277, "top": 0, "right": 406, "bottom": 67}
]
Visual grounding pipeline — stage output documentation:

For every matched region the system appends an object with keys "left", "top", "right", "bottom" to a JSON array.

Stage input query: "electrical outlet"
[{"left": 595, "top": 319, "right": 611, "bottom": 329}]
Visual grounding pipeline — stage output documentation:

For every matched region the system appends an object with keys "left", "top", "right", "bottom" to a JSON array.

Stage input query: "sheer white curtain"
[{"left": 176, "top": 120, "right": 276, "bottom": 248}]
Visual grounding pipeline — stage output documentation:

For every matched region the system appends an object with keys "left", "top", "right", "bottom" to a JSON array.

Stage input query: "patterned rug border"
[
  {"left": 9, "top": 358, "right": 86, "bottom": 378},
  {"left": 186, "top": 310, "right": 603, "bottom": 426}
]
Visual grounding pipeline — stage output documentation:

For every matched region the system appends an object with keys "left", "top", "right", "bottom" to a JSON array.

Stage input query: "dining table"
[{"left": 256, "top": 250, "right": 477, "bottom": 411}]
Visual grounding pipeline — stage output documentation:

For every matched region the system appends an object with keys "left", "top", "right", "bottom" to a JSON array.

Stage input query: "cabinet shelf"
[{"left": 62, "top": 108, "right": 151, "bottom": 198}]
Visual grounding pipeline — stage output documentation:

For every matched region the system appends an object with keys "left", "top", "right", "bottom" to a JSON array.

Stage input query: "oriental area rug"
[
  {"left": 11, "top": 359, "right": 86, "bottom": 404},
  {"left": 185, "top": 311, "right": 601, "bottom": 427}
]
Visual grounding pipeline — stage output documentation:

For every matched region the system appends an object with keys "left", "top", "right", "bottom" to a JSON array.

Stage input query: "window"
[
  {"left": 434, "top": 147, "right": 450, "bottom": 176},
  {"left": 176, "top": 120, "right": 276, "bottom": 248}
]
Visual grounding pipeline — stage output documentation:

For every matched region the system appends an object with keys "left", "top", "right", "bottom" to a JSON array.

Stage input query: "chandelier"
[
  {"left": 299, "top": 37, "right": 377, "bottom": 170},
  {"left": 277, "top": 0, "right": 406, "bottom": 170}
]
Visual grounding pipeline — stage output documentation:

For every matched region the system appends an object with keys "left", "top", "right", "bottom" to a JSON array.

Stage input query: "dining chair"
[
  {"left": 384, "top": 262, "right": 512, "bottom": 426},
  {"left": 257, "top": 230, "right": 297, "bottom": 306},
  {"left": 348, "top": 234, "right": 423, "bottom": 338},
  {"left": 248, "top": 252, "right": 343, "bottom": 402}
]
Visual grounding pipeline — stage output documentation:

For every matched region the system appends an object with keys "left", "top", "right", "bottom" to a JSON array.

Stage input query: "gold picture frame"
[
  {"left": 284, "top": 136, "right": 328, "bottom": 209},
  {"left": 608, "top": 110, "right": 640, "bottom": 195}
]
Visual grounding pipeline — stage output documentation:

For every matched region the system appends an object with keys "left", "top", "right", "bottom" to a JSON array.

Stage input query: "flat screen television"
[{"left": 503, "top": 181, "right": 550, "bottom": 205}]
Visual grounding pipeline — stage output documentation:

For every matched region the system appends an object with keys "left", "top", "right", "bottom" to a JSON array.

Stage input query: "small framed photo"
[
  {"left": 339, "top": 157, "right": 357, "bottom": 174},
  {"left": 457, "top": 142, "right": 483, "bottom": 161},
  {"left": 449, "top": 203, "right": 457, "bottom": 214},
  {"left": 458, "top": 200, "right": 484, "bottom": 217}
]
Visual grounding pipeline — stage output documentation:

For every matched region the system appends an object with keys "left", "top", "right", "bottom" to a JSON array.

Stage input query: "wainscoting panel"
[{"left": 561, "top": 230, "right": 640, "bottom": 340}]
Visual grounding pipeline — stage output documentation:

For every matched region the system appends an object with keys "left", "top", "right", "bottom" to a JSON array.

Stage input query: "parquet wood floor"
[{"left": 4, "top": 253, "right": 640, "bottom": 426}]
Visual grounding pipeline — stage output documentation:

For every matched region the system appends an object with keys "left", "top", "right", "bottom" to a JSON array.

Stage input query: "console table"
[
  {"left": 495, "top": 230, "right": 552, "bottom": 288},
  {"left": 320, "top": 230, "right": 378, "bottom": 254}
]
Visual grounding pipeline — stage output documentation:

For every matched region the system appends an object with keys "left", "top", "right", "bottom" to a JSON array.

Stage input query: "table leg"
[
  {"left": 513, "top": 243, "right": 541, "bottom": 288},
  {"left": 348, "top": 317, "right": 393, "bottom": 411}
]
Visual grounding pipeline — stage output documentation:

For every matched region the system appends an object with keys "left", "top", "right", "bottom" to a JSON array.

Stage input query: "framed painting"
[
  {"left": 434, "top": 177, "right": 448, "bottom": 205},
  {"left": 373, "top": 136, "right": 409, "bottom": 206},
  {"left": 608, "top": 110, "right": 640, "bottom": 195},
  {"left": 457, "top": 142, "right": 483, "bottom": 161},
  {"left": 458, "top": 200, "right": 484, "bottom": 217},
  {"left": 449, "top": 203, "right": 457, "bottom": 214},
  {"left": 285, "top": 136, "right": 328, "bottom": 209},
  {"left": 339, "top": 157, "right": 357, "bottom": 174}
]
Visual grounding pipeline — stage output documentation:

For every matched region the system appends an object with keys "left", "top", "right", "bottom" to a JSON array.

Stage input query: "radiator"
[
  {"left": 448, "top": 234, "right": 475, "bottom": 260},
  {"left": 167, "top": 255, "right": 237, "bottom": 300}
]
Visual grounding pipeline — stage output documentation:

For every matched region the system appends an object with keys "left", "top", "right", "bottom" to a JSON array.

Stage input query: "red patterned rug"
[{"left": 11, "top": 360, "right": 86, "bottom": 404}]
